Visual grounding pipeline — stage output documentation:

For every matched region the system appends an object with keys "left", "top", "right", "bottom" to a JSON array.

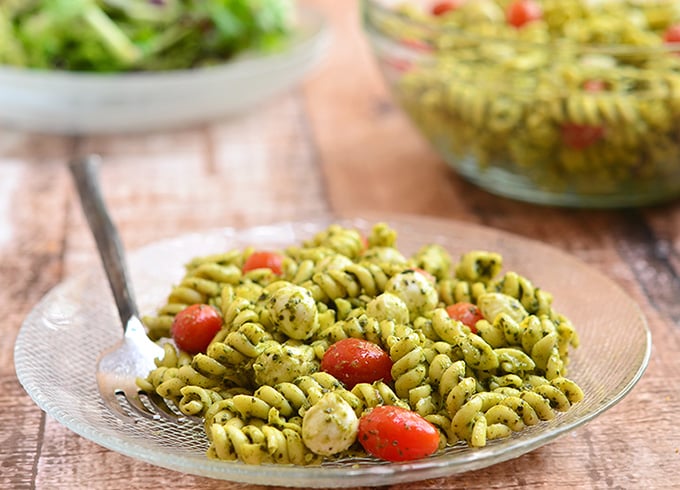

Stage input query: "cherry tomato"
[
  {"left": 446, "top": 302, "right": 484, "bottom": 333},
  {"left": 320, "top": 338, "right": 392, "bottom": 389},
  {"left": 583, "top": 79, "right": 606, "bottom": 92},
  {"left": 242, "top": 251, "right": 284, "bottom": 275},
  {"left": 171, "top": 304, "right": 223, "bottom": 354},
  {"left": 431, "top": 0, "right": 465, "bottom": 16},
  {"left": 561, "top": 123, "right": 605, "bottom": 150},
  {"left": 506, "top": 0, "right": 543, "bottom": 28},
  {"left": 358, "top": 405, "right": 440, "bottom": 462},
  {"left": 663, "top": 24, "right": 680, "bottom": 43},
  {"left": 559, "top": 80, "right": 606, "bottom": 149}
]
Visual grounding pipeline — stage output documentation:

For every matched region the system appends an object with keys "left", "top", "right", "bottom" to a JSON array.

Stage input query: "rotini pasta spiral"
[
  {"left": 209, "top": 418, "right": 322, "bottom": 465},
  {"left": 390, "top": 331, "right": 429, "bottom": 398},
  {"left": 351, "top": 381, "right": 408, "bottom": 410},
  {"left": 437, "top": 277, "right": 488, "bottom": 306},
  {"left": 142, "top": 252, "right": 247, "bottom": 340},
  {"left": 304, "top": 224, "right": 365, "bottom": 260},
  {"left": 408, "top": 243, "right": 453, "bottom": 281},
  {"left": 310, "top": 261, "right": 393, "bottom": 301}
]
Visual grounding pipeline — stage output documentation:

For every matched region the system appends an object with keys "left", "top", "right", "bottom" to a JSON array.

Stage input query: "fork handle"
[{"left": 69, "top": 155, "right": 139, "bottom": 329}]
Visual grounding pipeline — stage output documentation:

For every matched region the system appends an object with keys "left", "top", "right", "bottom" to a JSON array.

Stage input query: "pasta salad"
[{"left": 138, "top": 222, "right": 583, "bottom": 465}]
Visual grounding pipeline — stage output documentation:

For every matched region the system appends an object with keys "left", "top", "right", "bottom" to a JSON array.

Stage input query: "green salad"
[{"left": 0, "top": 0, "right": 294, "bottom": 72}]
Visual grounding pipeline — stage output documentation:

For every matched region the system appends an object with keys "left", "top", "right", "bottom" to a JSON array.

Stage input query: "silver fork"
[{"left": 69, "top": 155, "right": 186, "bottom": 423}]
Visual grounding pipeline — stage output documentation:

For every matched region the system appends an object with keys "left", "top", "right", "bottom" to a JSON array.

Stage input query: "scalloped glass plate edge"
[{"left": 14, "top": 213, "right": 652, "bottom": 487}]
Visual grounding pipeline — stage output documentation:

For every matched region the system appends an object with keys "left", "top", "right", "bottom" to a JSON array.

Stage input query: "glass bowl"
[
  {"left": 14, "top": 215, "right": 650, "bottom": 487},
  {"left": 362, "top": 0, "right": 680, "bottom": 208},
  {"left": 0, "top": 7, "right": 328, "bottom": 135}
]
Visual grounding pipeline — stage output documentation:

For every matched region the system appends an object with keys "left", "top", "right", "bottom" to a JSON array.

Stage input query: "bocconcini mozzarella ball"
[
  {"left": 267, "top": 284, "right": 319, "bottom": 340},
  {"left": 302, "top": 392, "right": 359, "bottom": 456},
  {"left": 253, "top": 341, "right": 318, "bottom": 386},
  {"left": 366, "top": 292, "right": 410, "bottom": 324},
  {"left": 385, "top": 270, "right": 439, "bottom": 318},
  {"left": 477, "top": 292, "right": 528, "bottom": 323}
]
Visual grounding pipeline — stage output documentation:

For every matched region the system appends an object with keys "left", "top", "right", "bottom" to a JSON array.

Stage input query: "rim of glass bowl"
[{"left": 361, "top": 0, "right": 680, "bottom": 58}]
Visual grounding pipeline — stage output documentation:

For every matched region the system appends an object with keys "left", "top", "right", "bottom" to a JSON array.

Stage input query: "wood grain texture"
[{"left": 2, "top": 0, "right": 679, "bottom": 489}]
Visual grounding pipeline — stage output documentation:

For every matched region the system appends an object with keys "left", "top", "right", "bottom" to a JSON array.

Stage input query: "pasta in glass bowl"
[{"left": 362, "top": 0, "right": 680, "bottom": 208}]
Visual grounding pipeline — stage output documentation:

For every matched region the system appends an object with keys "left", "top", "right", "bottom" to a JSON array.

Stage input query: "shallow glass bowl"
[{"left": 0, "top": 7, "right": 328, "bottom": 135}]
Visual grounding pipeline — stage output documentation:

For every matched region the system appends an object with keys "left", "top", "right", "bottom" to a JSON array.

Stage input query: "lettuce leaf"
[{"left": 0, "top": 0, "right": 294, "bottom": 72}]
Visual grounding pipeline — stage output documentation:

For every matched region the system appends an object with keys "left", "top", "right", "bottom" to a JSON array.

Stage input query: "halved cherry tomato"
[
  {"left": 171, "top": 304, "right": 223, "bottom": 354},
  {"left": 561, "top": 123, "right": 605, "bottom": 150},
  {"left": 431, "top": 0, "right": 465, "bottom": 16},
  {"left": 242, "top": 251, "right": 284, "bottom": 275},
  {"left": 358, "top": 405, "right": 440, "bottom": 462},
  {"left": 582, "top": 79, "right": 607, "bottom": 92},
  {"left": 560, "top": 80, "right": 606, "bottom": 149},
  {"left": 664, "top": 24, "right": 680, "bottom": 55},
  {"left": 663, "top": 24, "right": 680, "bottom": 43},
  {"left": 446, "top": 302, "right": 483, "bottom": 333},
  {"left": 506, "top": 0, "right": 543, "bottom": 28},
  {"left": 320, "top": 338, "right": 392, "bottom": 389}
]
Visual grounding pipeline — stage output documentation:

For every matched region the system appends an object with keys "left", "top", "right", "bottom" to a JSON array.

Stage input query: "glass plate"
[
  {"left": 0, "top": 7, "right": 328, "bottom": 134},
  {"left": 14, "top": 214, "right": 651, "bottom": 487}
]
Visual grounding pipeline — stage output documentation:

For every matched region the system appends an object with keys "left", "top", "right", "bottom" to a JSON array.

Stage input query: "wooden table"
[{"left": 3, "top": 1, "right": 679, "bottom": 489}]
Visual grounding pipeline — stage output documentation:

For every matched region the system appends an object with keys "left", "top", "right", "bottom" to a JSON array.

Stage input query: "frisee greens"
[{"left": 0, "top": 0, "right": 294, "bottom": 72}]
